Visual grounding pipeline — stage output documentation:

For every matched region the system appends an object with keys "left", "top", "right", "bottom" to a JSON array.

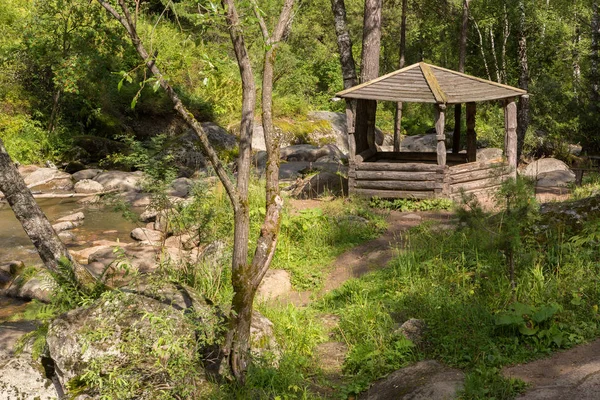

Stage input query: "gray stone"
[
  {"left": 58, "top": 231, "right": 77, "bottom": 244},
  {"left": 477, "top": 148, "right": 504, "bottom": 163},
  {"left": 397, "top": 318, "right": 427, "bottom": 345},
  {"left": 359, "top": 360, "right": 465, "bottom": 400},
  {"left": 536, "top": 170, "right": 576, "bottom": 187},
  {"left": 74, "top": 179, "right": 104, "bottom": 194},
  {"left": 280, "top": 144, "right": 346, "bottom": 163},
  {"left": 252, "top": 124, "right": 267, "bottom": 151},
  {"left": 72, "top": 168, "right": 103, "bottom": 182},
  {"left": 46, "top": 292, "right": 214, "bottom": 398},
  {"left": 522, "top": 158, "right": 572, "bottom": 179},
  {"left": 401, "top": 213, "right": 423, "bottom": 222},
  {"left": 94, "top": 170, "right": 142, "bottom": 192},
  {"left": 56, "top": 212, "right": 85, "bottom": 223},
  {"left": 24, "top": 167, "right": 73, "bottom": 191},
  {"left": 400, "top": 133, "right": 438, "bottom": 152},
  {"left": 130, "top": 227, "right": 163, "bottom": 244},
  {"left": 52, "top": 220, "right": 83, "bottom": 233},
  {"left": 140, "top": 208, "right": 159, "bottom": 222},
  {"left": 88, "top": 244, "right": 159, "bottom": 277},
  {"left": 250, "top": 311, "right": 281, "bottom": 362},
  {"left": 256, "top": 269, "right": 292, "bottom": 301},
  {"left": 0, "top": 348, "right": 58, "bottom": 399},
  {"left": 164, "top": 234, "right": 199, "bottom": 251},
  {"left": 168, "top": 177, "right": 193, "bottom": 198},
  {"left": 292, "top": 171, "right": 348, "bottom": 199}
]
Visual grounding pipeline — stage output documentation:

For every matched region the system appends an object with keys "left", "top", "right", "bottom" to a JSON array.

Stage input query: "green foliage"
[
  {"left": 459, "top": 366, "right": 528, "bottom": 400},
  {"left": 370, "top": 196, "right": 454, "bottom": 212}
]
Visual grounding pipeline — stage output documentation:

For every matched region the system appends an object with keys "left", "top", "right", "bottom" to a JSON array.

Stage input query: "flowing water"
[{"left": 0, "top": 198, "right": 139, "bottom": 265}]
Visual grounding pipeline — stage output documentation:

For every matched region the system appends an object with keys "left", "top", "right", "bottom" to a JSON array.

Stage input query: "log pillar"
[
  {"left": 435, "top": 103, "right": 447, "bottom": 166},
  {"left": 504, "top": 98, "right": 518, "bottom": 177},
  {"left": 346, "top": 101, "right": 357, "bottom": 195},
  {"left": 466, "top": 102, "right": 477, "bottom": 162}
]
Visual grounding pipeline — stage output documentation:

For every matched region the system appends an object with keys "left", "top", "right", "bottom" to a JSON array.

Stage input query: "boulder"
[
  {"left": 119, "top": 191, "right": 152, "bottom": 207},
  {"left": 401, "top": 213, "right": 423, "bottom": 222},
  {"left": 396, "top": 318, "right": 427, "bottom": 345},
  {"left": 400, "top": 133, "right": 438, "bottom": 152},
  {"left": 202, "top": 122, "right": 237, "bottom": 150},
  {"left": 168, "top": 177, "right": 193, "bottom": 198},
  {"left": 292, "top": 171, "right": 348, "bottom": 199},
  {"left": 536, "top": 170, "right": 576, "bottom": 187},
  {"left": 94, "top": 170, "right": 142, "bottom": 192},
  {"left": 130, "top": 227, "right": 163, "bottom": 244},
  {"left": 308, "top": 111, "right": 387, "bottom": 154},
  {"left": 56, "top": 212, "right": 85, "bottom": 223},
  {"left": 256, "top": 269, "right": 292, "bottom": 301},
  {"left": 46, "top": 291, "right": 216, "bottom": 398},
  {"left": 250, "top": 311, "right": 281, "bottom": 362},
  {"left": 477, "top": 148, "right": 504, "bottom": 163},
  {"left": 24, "top": 168, "right": 73, "bottom": 191},
  {"left": 171, "top": 123, "right": 237, "bottom": 171},
  {"left": 58, "top": 231, "right": 77, "bottom": 244},
  {"left": 17, "top": 164, "right": 40, "bottom": 179},
  {"left": 74, "top": 179, "right": 104, "bottom": 194},
  {"left": 4, "top": 270, "right": 55, "bottom": 302},
  {"left": 88, "top": 244, "right": 160, "bottom": 277},
  {"left": 280, "top": 144, "right": 346, "bottom": 163},
  {"left": 359, "top": 360, "right": 465, "bottom": 400},
  {"left": 164, "top": 234, "right": 199, "bottom": 251},
  {"left": 522, "top": 158, "right": 572, "bottom": 179},
  {"left": 52, "top": 220, "right": 83, "bottom": 233},
  {"left": 252, "top": 124, "right": 267, "bottom": 151},
  {"left": 0, "top": 347, "right": 58, "bottom": 399},
  {"left": 140, "top": 208, "right": 159, "bottom": 222},
  {"left": 72, "top": 168, "right": 103, "bottom": 182}
]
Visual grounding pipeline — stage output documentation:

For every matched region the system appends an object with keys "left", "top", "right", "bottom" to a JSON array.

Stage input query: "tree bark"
[
  {"left": 591, "top": 1, "right": 599, "bottom": 107},
  {"left": 393, "top": 0, "right": 408, "bottom": 152},
  {"left": 355, "top": 0, "right": 382, "bottom": 153},
  {"left": 330, "top": 0, "right": 358, "bottom": 161},
  {"left": 435, "top": 104, "right": 447, "bottom": 166},
  {"left": 0, "top": 139, "right": 94, "bottom": 287},
  {"left": 516, "top": 0, "right": 529, "bottom": 162},
  {"left": 453, "top": 0, "right": 470, "bottom": 154}
]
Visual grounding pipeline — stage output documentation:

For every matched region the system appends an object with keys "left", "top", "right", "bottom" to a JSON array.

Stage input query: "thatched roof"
[{"left": 336, "top": 62, "right": 527, "bottom": 104}]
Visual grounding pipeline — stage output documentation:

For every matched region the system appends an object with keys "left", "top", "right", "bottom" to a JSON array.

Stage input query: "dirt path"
[
  {"left": 283, "top": 203, "right": 455, "bottom": 306},
  {"left": 503, "top": 339, "right": 600, "bottom": 399}
]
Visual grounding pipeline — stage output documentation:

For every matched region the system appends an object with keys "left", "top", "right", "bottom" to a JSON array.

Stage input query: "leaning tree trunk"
[
  {"left": 0, "top": 139, "right": 94, "bottom": 287},
  {"left": 355, "top": 0, "right": 382, "bottom": 153},
  {"left": 516, "top": 0, "right": 529, "bottom": 161},
  {"left": 393, "top": 0, "right": 408, "bottom": 152},
  {"left": 453, "top": 0, "right": 470, "bottom": 154}
]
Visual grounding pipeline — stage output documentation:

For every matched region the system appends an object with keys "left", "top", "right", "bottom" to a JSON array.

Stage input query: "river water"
[{"left": 0, "top": 198, "right": 139, "bottom": 265}]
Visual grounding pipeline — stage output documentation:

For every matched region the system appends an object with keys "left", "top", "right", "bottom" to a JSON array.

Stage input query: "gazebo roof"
[{"left": 336, "top": 62, "right": 527, "bottom": 104}]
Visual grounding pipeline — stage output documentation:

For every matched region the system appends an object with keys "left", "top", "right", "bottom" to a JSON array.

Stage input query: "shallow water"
[{"left": 0, "top": 198, "right": 140, "bottom": 265}]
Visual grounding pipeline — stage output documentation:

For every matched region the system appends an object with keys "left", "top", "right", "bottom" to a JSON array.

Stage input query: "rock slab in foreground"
[{"left": 359, "top": 360, "right": 465, "bottom": 400}]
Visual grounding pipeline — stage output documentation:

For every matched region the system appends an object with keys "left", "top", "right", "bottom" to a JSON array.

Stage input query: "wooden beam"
[
  {"left": 504, "top": 98, "right": 517, "bottom": 176},
  {"left": 435, "top": 104, "right": 447, "bottom": 166},
  {"left": 420, "top": 62, "right": 448, "bottom": 103},
  {"left": 466, "top": 102, "right": 477, "bottom": 162}
]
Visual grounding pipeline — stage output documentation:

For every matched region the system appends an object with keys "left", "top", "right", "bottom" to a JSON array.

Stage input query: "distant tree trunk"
[
  {"left": 393, "top": 0, "right": 408, "bottom": 152},
  {"left": 501, "top": 4, "right": 510, "bottom": 84},
  {"left": 591, "top": 1, "right": 599, "bottom": 107},
  {"left": 453, "top": 0, "right": 470, "bottom": 154},
  {"left": 0, "top": 139, "right": 94, "bottom": 287},
  {"left": 472, "top": 17, "right": 492, "bottom": 81},
  {"left": 330, "top": 0, "right": 358, "bottom": 160},
  {"left": 489, "top": 26, "right": 502, "bottom": 83},
  {"left": 516, "top": 0, "right": 530, "bottom": 161},
  {"left": 355, "top": 0, "right": 382, "bottom": 153}
]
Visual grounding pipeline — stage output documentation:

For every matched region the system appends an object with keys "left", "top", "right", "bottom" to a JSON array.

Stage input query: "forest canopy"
[{"left": 0, "top": 0, "right": 597, "bottom": 164}]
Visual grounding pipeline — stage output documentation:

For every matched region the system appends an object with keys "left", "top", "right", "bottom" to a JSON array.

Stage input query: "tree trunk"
[
  {"left": 355, "top": 0, "right": 382, "bottom": 153},
  {"left": 330, "top": 0, "right": 358, "bottom": 161},
  {"left": 0, "top": 139, "right": 94, "bottom": 287},
  {"left": 472, "top": 17, "right": 492, "bottom": 81},
  {"left": 501, "top": 4, "right": 509, "bottom": 84},
  {"left": 453, "top": 0, "right": 470, "bottom": 154},
  {"left": 393, "top": 0, "right": 408, "bottom": 152},
  {"left": 516, "top": 0, "right": 529, "bottom": 162},
  {"left": 591, "top": 1, "right": 599, "bottom": 107}
]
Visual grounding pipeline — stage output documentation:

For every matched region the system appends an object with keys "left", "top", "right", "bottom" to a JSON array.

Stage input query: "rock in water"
[{"left": 74, "top": 179, "right": 104, "bottom": 194}]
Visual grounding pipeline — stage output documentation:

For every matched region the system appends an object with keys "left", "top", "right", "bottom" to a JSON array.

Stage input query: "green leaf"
[
  {"left": 532, "top": 303, "right": 560, "bottom": 323},
  {"left": 494, "top": 313, "right": 523, "bottom": 326},
  {"left": 152, "top": 79, "right": 161, "bottom": 92},
  {"left": 518, "top": 324, "right": 539, "bottom": 336}
]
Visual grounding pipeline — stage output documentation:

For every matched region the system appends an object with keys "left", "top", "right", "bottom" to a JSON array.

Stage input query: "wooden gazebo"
[{"left": 337, "top": 62, "right": 527, "bottom": 200}]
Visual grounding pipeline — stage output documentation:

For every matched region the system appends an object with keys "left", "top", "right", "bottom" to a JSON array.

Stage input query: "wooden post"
[
  {"left": 435, "top": 104, "right": 447, "bottom": 166},
  {"left": 346, "top": 101, "right": 357, "bottom": 195},
  {"left": 466, "top": 102, "right": 477, "bottom": 162},
  {"left": 504, "top": 98, "right": 517, "bottom": 177}
]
